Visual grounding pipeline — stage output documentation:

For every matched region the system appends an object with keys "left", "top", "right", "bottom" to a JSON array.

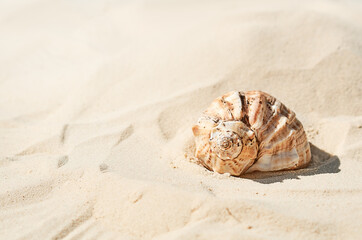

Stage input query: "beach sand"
[{"left": 0, "top": 0, "right": 362, "bottom": 239}]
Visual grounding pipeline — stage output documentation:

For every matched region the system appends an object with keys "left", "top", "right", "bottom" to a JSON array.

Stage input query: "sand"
[{"left": 1, "top": 0, "right": 362, "bottom": 239}]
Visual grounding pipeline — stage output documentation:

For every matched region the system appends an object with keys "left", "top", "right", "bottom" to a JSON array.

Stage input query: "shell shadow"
[{"left": 242, "top": 143, "right": 341, "bottom": 184}]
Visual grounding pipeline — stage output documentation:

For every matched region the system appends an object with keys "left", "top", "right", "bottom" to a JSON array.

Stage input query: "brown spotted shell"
[{"left": 192, "top": 91, "right": 311, "bottom": 176}]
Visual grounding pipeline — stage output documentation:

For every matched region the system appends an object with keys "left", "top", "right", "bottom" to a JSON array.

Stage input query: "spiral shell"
[{"left": 192, "top": 91, "right": 311, "bottom": 176}]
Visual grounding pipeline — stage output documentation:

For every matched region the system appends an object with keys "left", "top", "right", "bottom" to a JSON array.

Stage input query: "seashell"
[{"left": 192, "top": 91, "right": 311, "bottom": 176}]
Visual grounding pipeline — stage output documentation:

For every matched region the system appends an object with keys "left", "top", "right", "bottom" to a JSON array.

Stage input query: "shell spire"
[{"left": 192, "top": 90, "right": 311, "bottom": 176}]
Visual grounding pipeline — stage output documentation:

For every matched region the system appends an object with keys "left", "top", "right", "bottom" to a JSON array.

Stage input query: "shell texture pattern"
[{"left": 192, "top": 91, "right": 311, "bottom": 176}]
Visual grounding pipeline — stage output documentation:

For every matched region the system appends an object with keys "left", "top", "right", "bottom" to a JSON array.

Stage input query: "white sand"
[{"left": 1, "top": 0, "right": 362, "bottom": 239}]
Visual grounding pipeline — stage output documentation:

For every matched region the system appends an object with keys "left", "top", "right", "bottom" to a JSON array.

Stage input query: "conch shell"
[{"left": 192, "top": 91, "right": 311, "bottom": 176}]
